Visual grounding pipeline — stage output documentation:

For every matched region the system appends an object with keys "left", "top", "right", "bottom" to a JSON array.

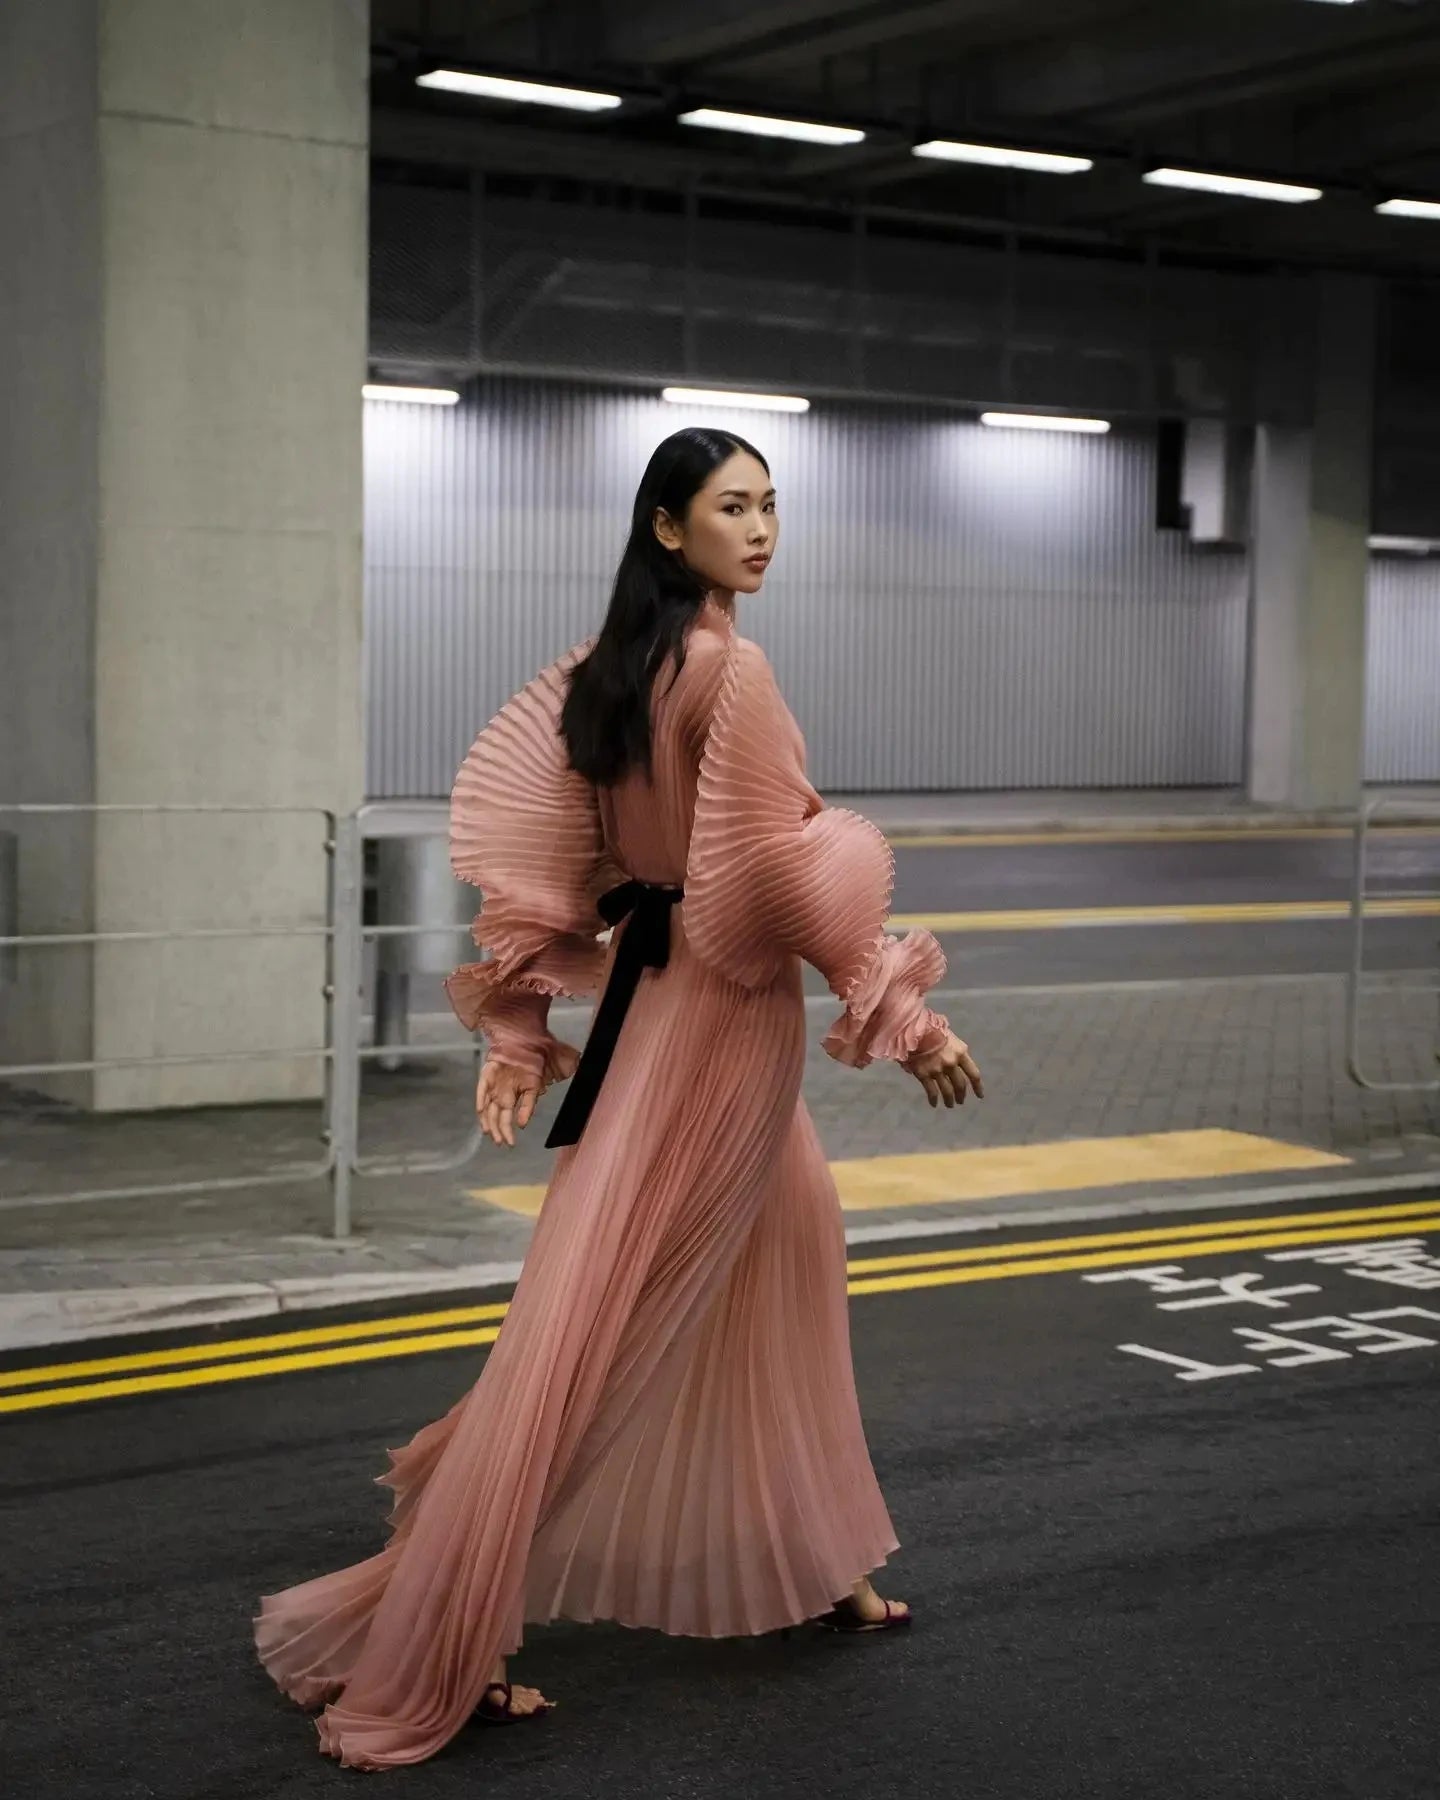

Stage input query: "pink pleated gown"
[{"left": 252, "top": 594, "right": 955, "bottom": 1769}]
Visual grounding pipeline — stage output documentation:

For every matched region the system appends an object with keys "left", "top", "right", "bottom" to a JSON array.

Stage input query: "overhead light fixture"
[
  {"left": 1368, "top": 535, "right": 1436, "bottom": 555},
  {"left": 1376, "top": 197, "right": 1440, "bottom": 220},
  {"left": 662, "top": 386, "right": 810, "bottom": 413},
  {"left": 1143, "top": 167, "right": 1322, "bottom": 203},
  {"left": 363, "top": 384, "right": 460, "bottom": 405},
  {"left": 677, "top": 107, "right": 864, "bottom": 146},
  {"left": 913, "top": 139, "right": 1092, "bottom": 175},
  {"left": 980, "top": 412, "right": 1111, "bottom": 434},
  {"left": 416, "top": 69, "right": 622, "bottom": 112}
]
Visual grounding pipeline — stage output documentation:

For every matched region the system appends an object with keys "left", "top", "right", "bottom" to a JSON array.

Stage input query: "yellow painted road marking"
[
  {"left": 846, "top": 1212, "right": 1440, "bottom": 1296},
  {"left": 3, "top": 1198, "right": 1437, "bottom": 1414},
  {"left": 0, "top": 1301, "right": 512, "bottom": 1392},
  {"left": 889, "top": 898, "right": 1440, "bottom": 932},
  {"left": 887, "top": 826, "right": 1440, "bottom": 849},
  {"left": 0, "top": 1328, "right": 506, "bottom": 1413},
  {"left": 7, "top": 1195, "right": 1433, "bottom": 1395},
  {"left": 846, "top": 1195, "right": 1440, "bottom": 1274},
  {"left": 825, "top": 1131, "right": 1347, "bottom": 1211},
  {"left": 469, "top": 1129, "right": 1350, "bottom": 1218}
]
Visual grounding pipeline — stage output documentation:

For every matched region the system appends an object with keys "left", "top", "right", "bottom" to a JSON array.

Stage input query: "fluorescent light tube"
[
  {"left": 1143, "top": 167, "right": 1322, "bottom": 203},
  {"left": 1368, "top": 535, "right": 1436, "bottom": 554},
  {"left": 363, "top": 384, "right": 460, "bottom": 405},
  {"left": 1376, "top": 197, "right": 1440, "bottom": 220},
  {"left": 677, "top": 107, "right": 864, "bottom": 146},
  {"left": 980, "top": 412, "right": 1110, "bottom": 434},
  {"left": 913, "top": 139, "right": 1092, "bottom": 174},
  {"left": 662, "top": 386, "right": 810, "bottom": 413},
  {"left": 662, "top": 386, "right": 811, "bottom": 413},
  {"left": 416, "top": 70, "right": 622, "bottom": 111}
]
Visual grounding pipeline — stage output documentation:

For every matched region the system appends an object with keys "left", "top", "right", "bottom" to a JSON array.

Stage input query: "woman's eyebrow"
[{"left": 718, "top": 487, "right": 777, "bottom": 499}]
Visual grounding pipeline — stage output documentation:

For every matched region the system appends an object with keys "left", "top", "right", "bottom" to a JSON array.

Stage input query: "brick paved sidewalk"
[{"left": 1, "top": 969, "right": 1437, "bottom": 1348}]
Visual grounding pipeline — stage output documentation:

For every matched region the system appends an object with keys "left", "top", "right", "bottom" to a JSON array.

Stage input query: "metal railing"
[
  {"left": 0, "top": 803, "right": 491, "bottom": 1239},
  {"left": 1346, "top": 794, "right": 1440, "bottom": 1092},
  {"left": 345, "top": 804, "right": 485, "bottom": 1194},
  {"left": 6, "top": 794, "right": 1435, "bottom": 1233}
]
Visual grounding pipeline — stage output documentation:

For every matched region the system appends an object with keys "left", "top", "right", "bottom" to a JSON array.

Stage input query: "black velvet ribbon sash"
[{"left": 543, "top": 878, "right": 685, "bottom": 1148}]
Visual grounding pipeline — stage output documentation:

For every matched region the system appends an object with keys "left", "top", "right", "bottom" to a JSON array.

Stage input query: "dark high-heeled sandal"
[
  {"left": 474, "top": 1680, "right": 554, "bottom": 1725},
  {"left": 813, "top": 1594, "right": 913, "bottom": 1634}
]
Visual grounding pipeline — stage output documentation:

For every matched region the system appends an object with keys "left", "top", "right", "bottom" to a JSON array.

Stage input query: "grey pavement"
[{"left": 2, "top": 968, "right": 1438, "bottom": 1349}]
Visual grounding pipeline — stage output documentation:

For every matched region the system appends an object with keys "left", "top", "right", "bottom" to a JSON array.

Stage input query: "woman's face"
[{"left": 654, "top": 450, "right": 778, "bottom": 595}]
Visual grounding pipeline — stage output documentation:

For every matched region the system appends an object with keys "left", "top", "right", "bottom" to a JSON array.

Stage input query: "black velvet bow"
[{"left": 543, "top": 879, "right": 685, "bottom": 1148}]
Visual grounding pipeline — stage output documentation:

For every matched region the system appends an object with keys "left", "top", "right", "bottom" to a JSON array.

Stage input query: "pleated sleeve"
[
  {"left": 683, "top": 623, "right": 953, "bottom": 1070},
  {"left": 444, "top": 638, "right": 628, "bottom": 1082}
]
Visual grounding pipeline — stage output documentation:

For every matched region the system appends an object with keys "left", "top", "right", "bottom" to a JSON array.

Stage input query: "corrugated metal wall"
[
  {"left": 1365, "top": 559, "right": 1440, "bottom": 782},
  {"left": 363, "top": 380, "right": 1438, "bottom": 797}
]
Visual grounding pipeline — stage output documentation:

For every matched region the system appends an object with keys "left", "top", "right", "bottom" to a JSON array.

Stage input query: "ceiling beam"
[
  {"left": 374, "top": 105, "right": 788, "bottom": 187},
  {"left": 993, "top": 14, "right": 1440, "bottom": 125},
  {"left": 705, "top": 0, "right": 1014, "bottom": 69},
  {"left": 605, "top": 0, "right": 857, "bottom": 69},
  {"left": 709, "top": 0, "right": 1131, "bottom": 77}
]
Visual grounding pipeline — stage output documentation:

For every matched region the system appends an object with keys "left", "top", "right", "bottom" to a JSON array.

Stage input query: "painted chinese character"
[{"left": 1085, "top": 1264, "right": 1320, "bottom": 1309}]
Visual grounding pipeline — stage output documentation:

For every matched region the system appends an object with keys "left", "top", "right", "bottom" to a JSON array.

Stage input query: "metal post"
[
  {"left": 1344, "top": 799, "right": 1370, "bottom": 1085},
  {"left": 326, "top": 811, "right": 363, "bottom": 1237},
  {"left": 0, "top": 830, "right": 16, "bottom": 986}
]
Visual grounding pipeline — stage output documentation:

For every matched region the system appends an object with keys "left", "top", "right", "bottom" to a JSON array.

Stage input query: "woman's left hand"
[{"left": 476, "top": 1040, "right": 581, "bottom": 1146}]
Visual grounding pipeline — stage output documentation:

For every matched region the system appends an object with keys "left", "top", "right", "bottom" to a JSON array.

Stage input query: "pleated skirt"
[{"left": 253, "top": 910, "right": 899, "bottom": 1768}]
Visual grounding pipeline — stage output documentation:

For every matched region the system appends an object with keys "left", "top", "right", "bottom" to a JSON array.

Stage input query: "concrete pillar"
[
  {"left": 1246, "top": 273, "right": 1378, "bottom": 811},
  {"left": 0, "top": 0, "right": 367, "bottom": 1109}
]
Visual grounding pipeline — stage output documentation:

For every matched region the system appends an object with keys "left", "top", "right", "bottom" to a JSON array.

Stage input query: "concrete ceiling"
[{"left": 369, "top": 0, "right": 1440, "bottom": 274}]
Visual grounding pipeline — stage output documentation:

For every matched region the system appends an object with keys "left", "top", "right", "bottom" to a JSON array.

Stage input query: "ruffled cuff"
[
  {"left": 444, "top": 937, "right": 600, "bottom": 1081},
  {"left": 820, "top": 928, "right": 952, "bottom": 1070}
]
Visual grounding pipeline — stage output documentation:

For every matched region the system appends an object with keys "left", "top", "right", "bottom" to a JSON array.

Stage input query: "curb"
[
  {"left": 4, "top": 1168, "right": 1436, "bottom": 1355},
  {"left": 0, "top": 1263, "right": 526, "bottom": 1353}
]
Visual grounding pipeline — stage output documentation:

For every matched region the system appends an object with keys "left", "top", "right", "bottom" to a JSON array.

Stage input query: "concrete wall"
[
  {"left": 0, "top": 2, "right": 102, "bottom": 1102},
  {"left": 0, "top": 0, "right": 368, "bottom": 1111}
]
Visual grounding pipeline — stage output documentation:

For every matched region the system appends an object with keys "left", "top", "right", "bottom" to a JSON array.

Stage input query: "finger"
[
  {"left": 485, "top": 1085, "right": 512, "bottom": 1145},
  {"left": 960, "top": 1053, "right": 984, "bottom": 1097},
  {"left": 499, "top": 1102, "right": 515, "bottom": 1147},
  {"left": 516, "top": 1089, "right": 535, "bottom": 1128}
]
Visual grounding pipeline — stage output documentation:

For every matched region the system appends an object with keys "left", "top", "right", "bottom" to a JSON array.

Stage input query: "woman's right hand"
[{"left": 904, "top": 1031, "right": 984, "bottom": 1108}]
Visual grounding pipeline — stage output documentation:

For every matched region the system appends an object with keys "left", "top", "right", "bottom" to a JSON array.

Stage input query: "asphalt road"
[
  {"left": 888, "top": 831, "right": 1440, "bottom": 913},
  {"left": 4, "top": 1192, "right": 1438, "bottom": 1799},
  {"left": 883, "top": 829, "right": 1440, "bottom": 988}
]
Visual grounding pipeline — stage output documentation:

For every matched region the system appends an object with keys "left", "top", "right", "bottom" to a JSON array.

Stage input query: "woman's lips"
[{"left": 744, "top": 555, "right": 769, "bottom": 570}]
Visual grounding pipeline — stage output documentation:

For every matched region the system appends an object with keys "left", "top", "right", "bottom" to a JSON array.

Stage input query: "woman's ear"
[{"left": 653, "top": 506, "right": 683, "bottom": 552}]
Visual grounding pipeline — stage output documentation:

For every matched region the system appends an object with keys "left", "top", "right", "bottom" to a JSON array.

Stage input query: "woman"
[{"left": 253, "top": 425, "right": 982, "bottom": 1770}]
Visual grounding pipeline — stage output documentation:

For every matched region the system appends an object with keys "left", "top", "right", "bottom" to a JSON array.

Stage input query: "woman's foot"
[
  {"left": 848, "top": 1576, "right": 910, "bottom": 1626},
  {"left": 477, "top": 1658, "right": 555, "bottom": 1720},
  {"left": 799, "top": 1576, "right": 913, "bottom": 1635}
]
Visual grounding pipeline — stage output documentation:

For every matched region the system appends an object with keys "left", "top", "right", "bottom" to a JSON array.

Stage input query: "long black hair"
[{"left": 559, "top": 426, "right": 770, "bottom": 786}]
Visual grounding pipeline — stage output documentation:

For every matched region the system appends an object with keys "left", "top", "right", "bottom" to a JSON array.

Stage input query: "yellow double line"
[{"left": 3, "top": 1197, "right": 1437, "bottom": 1415}]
